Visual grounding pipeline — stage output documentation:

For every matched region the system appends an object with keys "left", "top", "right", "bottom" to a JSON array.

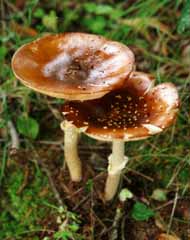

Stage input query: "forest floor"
[{"left": 1, "top": 0, "right": 190, "bottom": 239}]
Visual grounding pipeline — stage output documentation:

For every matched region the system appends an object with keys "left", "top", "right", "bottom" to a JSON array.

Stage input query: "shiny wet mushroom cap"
[
  {"left": 62, "top": 72, "right": 179, "bottom": 141},
  {"left": 12, "top": 32, "right": 135, "bottom": 101}
]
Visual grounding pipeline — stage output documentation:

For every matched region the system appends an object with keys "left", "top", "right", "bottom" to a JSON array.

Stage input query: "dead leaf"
[
  {"left": 16, "top": 0, "right": 26, "bottom": 9},
  {"left": 10, "top": 21, "right": 38, "bottom": 37},
  {"left": 120, "top": 17, "right": 177, "bottom": 39},
  {"left": 155, "top": 218, "right": 166, "bottom": 231},
  {"left": 157, "top": 233, "right": 180, "bottom": 240}
]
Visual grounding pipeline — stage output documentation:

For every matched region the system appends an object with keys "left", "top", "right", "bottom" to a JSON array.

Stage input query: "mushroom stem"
[
  {"left": 105, "top": 139, "right": 128, "bottom": 201},
  {"left": 61, "top": 121, "right": 82, "bottom": 182}
]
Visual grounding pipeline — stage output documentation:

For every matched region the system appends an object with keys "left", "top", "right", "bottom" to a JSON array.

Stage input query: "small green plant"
[
  {"left": 16, "top": 115, "right": 39, "bottom": 139},
  {"left": 85, "top": 179, "right": 93, "bottom": 193},
  {"left": 0, "top": 46, "right": 8, "bottom": 61},
  {"left": 119, "top": 188, "right": 133, "bottom": 202},
  {"left": 151, "top": 189, "right": 167, "bottom": 202},
  {"left": 42, "top": 10, "right": 58, "bottom": 31},
  {"left": 177, "top": 0, "right": 190, "bottom": 34},
  {"left": 131, "top": 202, "right": 155, "bottom": 221},
  {"left": 0, "top": 166, "right": 50, "bottom": 239},
  {"left": 42, "top": 205, "right": 84, "bottom": 240}
]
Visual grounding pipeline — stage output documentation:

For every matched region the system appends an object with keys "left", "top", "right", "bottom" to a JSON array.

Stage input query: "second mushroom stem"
[
  {"left": 61, "top": 121, "right": 82, "bottom": 182},
  {"left": 105, "top": 139, "right": 128, "bottom": 201}
]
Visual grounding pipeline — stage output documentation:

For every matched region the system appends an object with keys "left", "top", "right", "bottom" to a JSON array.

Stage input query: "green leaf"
[
  {"left": 83, "top": 2, "right": 96, "bottom": 13},
  {"left": 26, "top": 0, "right": 39, "bottom": 8},
  {"left": 110, "top": 9, "right": 125, "bottom": 20},
  {"left": 0, "top": 46, "right": 8, "bottom": 61},
  {"left": 69, "top": 223, "right": 79, "bottom": 232},
  {"left": 84, "top": 3, "right": 113, "bottom": 15},
  {"left": 151, "top": 189, "right": 167, "bottom": 202},
  {"left": 83, "top": 16, "right": 106, "bottom": 34},
  {"left": 119, "top": 188, "right": 133, "bottom": 202},
  {"left": 92, "top": 5, "right": 114, "bottom": 15},
  {"left": 54, "top": 230, "right": 72, "bottom": 240},
  {"left": 43, "top": 237, "right": 50, "bottom": 240},
  {"left": 85, "top": 179, "right": 93, "bottom": 193},
  {"left": 34, "top": 8, "right": 45, "bottom": 18},
  {"left": 42, "top": 10, "right": 57, "bottom": 31},
  {"left": 177, "top": 0, "right": 190, "bottom": 34},
  {"left": 83, "top": 3, "right": 124, "bottom": 20},
  {"left": 0, "top": 119, "right": 6, "bottom": 128},
  {"left": 179, "top": 168, "right": 189, "bottom": 183},
  {"left": 131, "top": 202, "right": 155, "bottom": 221},
  {"left": 16, "top": 116, "right": 39, "bottom": 139}
]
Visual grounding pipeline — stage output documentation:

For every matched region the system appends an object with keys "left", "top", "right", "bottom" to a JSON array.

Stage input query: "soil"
[{"left": 9, "top": 142, "right": 190, "bottom": 240}]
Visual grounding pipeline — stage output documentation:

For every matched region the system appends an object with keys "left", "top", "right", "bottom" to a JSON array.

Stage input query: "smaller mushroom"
[{"left": 62, "top": 72, "right": 179, "bottom": 200}]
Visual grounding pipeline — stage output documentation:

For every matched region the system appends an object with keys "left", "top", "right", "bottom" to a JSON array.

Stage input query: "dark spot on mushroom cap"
[
  {"left": 63, "top": 89, "right": 151, "bottom": 131},
  {"left": 62, "top": 80, "right": 179, "bottom": 139}
]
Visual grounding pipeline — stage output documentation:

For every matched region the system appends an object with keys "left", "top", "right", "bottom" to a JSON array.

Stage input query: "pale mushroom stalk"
[
  {"left": 105, "top": 139, "right": 128, "bottom": 201},
  {"left": 61, "top": 121, "right": 82, "bottom": 182}
]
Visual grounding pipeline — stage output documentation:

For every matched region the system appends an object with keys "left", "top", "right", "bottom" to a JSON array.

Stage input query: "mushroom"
[
  {"left": 11, "top": 32, "right": 135, "bottom": 182},
  {"left": 62, "top": 71, "right": 179, "bottom": 200}
]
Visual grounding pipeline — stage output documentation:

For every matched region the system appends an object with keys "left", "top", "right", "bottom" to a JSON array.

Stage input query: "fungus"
[
  {"left": 11, "top": 32, "right": 135, "bottom": 183},
  {"left": 62, "top": 72, "right": 179, "bottom": 200},
  {"left": 11, "top": 32, "right": 134, "bottom": 100}
]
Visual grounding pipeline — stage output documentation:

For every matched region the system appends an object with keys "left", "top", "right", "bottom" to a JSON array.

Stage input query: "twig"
[
  {"left": 121, "top": 215, "right": 127, "bottom": 240},
  {"left": 3, "top": 0, "right": 27, "bottom": 23},
  {"left": 166, "top": 160, "right": 187, "bottom": 188},
  {"left": 109, "top": 207, "right": 123, "bottom": 240},
  {"left": 7, "top": 120, "right": 20, "bottom": 149},
  {"left": 1, "top": 0, "right": 6, "bottom": 32},
  {"left": 64, "top": 186, "right": 84, "bottom": 199},
  {"left": 127, "top": 167, "right": 154, "bottom": 182},
  {"left": 46, "top": 99, "right": 63, "bottom": 121},
  {"left": 4, "top": 0, "right": 19, "bottom": 12},
  {"left": 39, "top": 160, "right": 64, "bottom": 207},
  {"left": 73, "top": 194, "right": 90, "bottom": 211},
  {"left": 64, "top": 172, "right": 104, "bottom": 200},
  {"left": 29, "top": 144, "right": 64, "bottom": 207},
  {"left": 0, "top": 143, "right": 8, "bottom": 185},
  {"left": 1, "top": 93, "right": 20, "bottom": 150},
  {"left": 155, "top": 199, "right": 176, "bottom": 211},
  {"left": 17, "top": 166, "right": 29, "bottom": 194},
  {"left": 37, "top": 140, "right": 63, "bottom": 145},
  {"left": 167, "top": 188, "right": 179, "bottom": 234},
  {"left": 90, "top": 187, "right": 95, "bottom": 239},
  {"left": 92, "top": 209, "right": 107, "bottom": 237},
  {"left": 155, "top": 196, "right": 190, "bottom": 211}
]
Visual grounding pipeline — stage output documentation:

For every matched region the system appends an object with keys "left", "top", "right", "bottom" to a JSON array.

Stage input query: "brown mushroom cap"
[
  {"left": 62, "top": 72, "right": 179, "bottom": 141},
  {"left": 11, "top": 32, "right": 135, "bottom": 101}
]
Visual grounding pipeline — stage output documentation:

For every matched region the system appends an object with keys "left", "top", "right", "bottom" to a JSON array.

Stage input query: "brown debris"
[
  {"left": 157, "top": 234, "right": 180, "bottom": 240},
  {"left": 10, "top": 21, "right": 38, "bottom": 37}
]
